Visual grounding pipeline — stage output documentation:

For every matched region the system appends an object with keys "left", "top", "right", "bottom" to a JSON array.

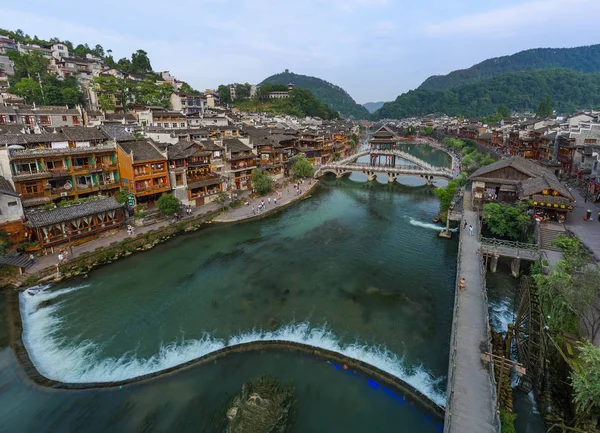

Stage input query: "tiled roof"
[
  {"left": 59, "top": 126, "right": 108, "bottom": 141},
  {"left": 100, "top": 125, "right": 135, "bottom": 142},
  {"left": 25, "top": 197, "right": 123, "bottom": 228},
  {"left": 0, "top": 176, "right": 19, "bottom": 197},
  {"left": 119, "top": 140, "right": 166, "bottom": 162},
  {"left": 22, "top": 132, "right": 68, "bottom": 143},
  {"left": 223, "top": 138, "right": 252, "bottom": 153},
  {"left": 0, "top": 134, "right": 27, "bottom": 146},
  {"left": 470, "top": 156, "right": 547, "bottom": 179}
]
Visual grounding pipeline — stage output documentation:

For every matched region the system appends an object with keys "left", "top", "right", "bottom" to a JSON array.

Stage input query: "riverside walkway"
[{"left": 444, "top": 192, "right": 496, "bottom": 433}]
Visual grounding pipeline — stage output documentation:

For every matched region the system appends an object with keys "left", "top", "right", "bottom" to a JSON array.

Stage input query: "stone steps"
[{"left": 538, "top": 225, "right": 565, "bottom": 252}]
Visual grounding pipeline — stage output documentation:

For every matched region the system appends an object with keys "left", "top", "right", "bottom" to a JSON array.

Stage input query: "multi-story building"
[
  {"left": 0, "top": 37, "right": 16, "bottom": 54},
  {"left": 117, "top": 140, "right": 170, "bottom": 206},
  {"left": 35, "top": 107, "right": 82, "bottom": 127},
  {"left": 0, "top": 55, "right": 14, "bottom": 92},
  {"left": 1, "top": 127, "right": 120, "bottom": 208},
  {"left": 0, "top": 176, "right": 26, "bottom": 245},
  {"left": 151, "top": 111, "right": 188, "bottom": 129},
  {"left": 167, "top": 140, "right": 224, "bottom": 206},
  {"left": 297, "top": 129, "right": 325, "bottom": 164},
  {"left": 170, "top": 92, "right": 205, "bottom": 114},
  {"left": 222, "top": 138, "right": 256, "bottom": 190}
]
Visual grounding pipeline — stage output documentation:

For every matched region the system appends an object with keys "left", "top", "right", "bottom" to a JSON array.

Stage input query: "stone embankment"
[{"left": 17, "top": 209, "right": 221, "bottom": 289}]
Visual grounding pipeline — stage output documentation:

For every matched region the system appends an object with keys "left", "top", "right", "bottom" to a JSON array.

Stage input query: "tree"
[
  {"left": 235, "top": 83, "right": 252, "bottom": 100},
  {"left": 9, "top": 78, "right": 43, "bottom": 104},
  {"left": 571, "top": 340, "right": 600, "bottom": 415},
  {"left": 291, "top": 155, "right": 315, "bottom": 178},
  {"left": 536, "top": 96, "right": 553, "bottom": 118},
  {"left": 116, "top": 187, "right": 131, "bottom": 205},
  {"left": 131, "top": 49, "right": 152, "bottom": 74},
  {"left": 156, "top": 194, "right": 180, "bottom": 216},
  {"left": 497, "top": 104, "right": 511, "bottom": 118},
  {"left": 215, "top": 191, "right": 229, "bottom": 210},
  {"left": 93, "top": 76, "right": 133, "bottom": 110},
  {"left": 7, "top": 50, "right": 49, "bottom": 81},
  {"left": 483, "top": 202, "right": 533, "bottom": 241},
  {"left": 180, "top": 82, "right": 199, "bottom": 94},
  {"left": 434, "top": 179, "right": 458, "bottom": 212},
  {"left": 251, "top": 169, "right": 274, "bottom": 195},
  {"left": 216, "top": 85, "right": 232, "bottom": 104}
]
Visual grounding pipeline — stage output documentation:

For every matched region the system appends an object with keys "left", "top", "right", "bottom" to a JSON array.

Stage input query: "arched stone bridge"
[{"left": 315, "top": 149, "right": 454, "bottom": 183}]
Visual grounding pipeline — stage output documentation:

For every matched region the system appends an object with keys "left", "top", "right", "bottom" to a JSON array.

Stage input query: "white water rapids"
[{"left": 20, "top": 285, "right": 447, "bottom": 407}]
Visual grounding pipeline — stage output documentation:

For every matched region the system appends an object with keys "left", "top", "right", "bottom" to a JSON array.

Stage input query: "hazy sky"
[{"left": 2, "top": 0, "right": 600, "bottom": 103}]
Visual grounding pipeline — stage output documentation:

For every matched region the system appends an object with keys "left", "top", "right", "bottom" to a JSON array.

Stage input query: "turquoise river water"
[{"left": 0, "top": 145, "right": 475, "bottom": 432}]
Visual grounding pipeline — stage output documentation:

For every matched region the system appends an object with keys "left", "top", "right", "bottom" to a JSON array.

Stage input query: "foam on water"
[
  {"left": 408, "top": 217, "right": 457, "bottom": 232},
  {"left": 20, "top": 287, "right": 446, "bottom": 407},
  {"left": 489, "top": 298, "right": 514, "bottom": 334}
]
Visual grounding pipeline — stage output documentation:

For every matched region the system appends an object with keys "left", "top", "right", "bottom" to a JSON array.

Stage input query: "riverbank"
[
  {"left": 213, "top": 179, "right": 319, "bottom": 223},
  {"left": 7, "top": 178, "right": 319, "bottom": 289}
]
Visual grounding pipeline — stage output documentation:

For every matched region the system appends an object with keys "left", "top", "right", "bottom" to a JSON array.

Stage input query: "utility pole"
[{"left": 481, "top": 352, "right": 526, "bottom": 412}]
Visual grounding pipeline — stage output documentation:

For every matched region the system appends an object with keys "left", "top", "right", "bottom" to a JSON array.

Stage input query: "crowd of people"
[{"left": 249, "top": 178, "right": 313, "bottom": 216}]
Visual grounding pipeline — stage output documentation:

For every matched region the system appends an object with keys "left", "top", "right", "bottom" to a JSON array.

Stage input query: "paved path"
[
  {"left": 25, "top": 202, "right": 220, "bottom": 274},
  {"left": 213, "top": 179, "right": 318, "bottom": 223},
  {"left": 23, "top": 177, "right": 317, "bottom": 277},
  {"left": 445, "top": 193, "right": 496, "bottom": 433},
  {"left": 564, "top": 187, "right": 600, "bottom": 259}
]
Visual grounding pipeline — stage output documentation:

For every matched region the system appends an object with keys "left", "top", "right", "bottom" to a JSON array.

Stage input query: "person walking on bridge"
[{"left": 469, "top": 225, "right": 473, "bottom": 236}]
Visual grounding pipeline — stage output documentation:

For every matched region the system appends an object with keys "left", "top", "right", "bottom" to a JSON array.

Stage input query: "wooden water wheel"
[{"left": 514, "top": 275, "right": 544, "bottom": 392}]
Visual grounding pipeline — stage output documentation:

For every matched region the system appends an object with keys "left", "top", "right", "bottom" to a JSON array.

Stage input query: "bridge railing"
[{"left": 479, "top": 237, "right": 540, "bottom": 252}]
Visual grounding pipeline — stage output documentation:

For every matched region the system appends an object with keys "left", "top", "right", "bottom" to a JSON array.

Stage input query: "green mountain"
[
  {"left": 373, "top": 68, "right": 600, "bottom": 120},
  {"left": 233, "top": 87, "right": 339, "bottom": 120},
  {"left": 363, "top": 101, "right": 385, "bottom": 113},
  {"left": 260, "top": 71, "right": 370, "bottom": 119},
  {"left": 419, "top": 44, "right": 600, "bottom": 90}
]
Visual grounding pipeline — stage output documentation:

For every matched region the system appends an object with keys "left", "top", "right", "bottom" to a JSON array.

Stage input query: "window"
[
  {"left": 77, "top": 175, "right": 94, "bottom": 187},
  {"left": 180, "top": 123, "right": 185, "bottom": 127},
  {"left": 172, "top": 122, "right": 177, "bottom": 128},
  {"left": 7, "top": 201, "right": 17, "bottom": 207},
  {"left": 73, "top": 157, "right": 90, "bottom": 168},
  {"left": 46, "top": 160, "right": 64, "bottom": 170},
  {"left": 24, "top": 184, "right": 40, "bottom": 194},
  {"left": 175, "top": 174, "right": 183, "bottom": 186},
  {"left": 62, "top": 115, "right": 68, "bottom": 121},
  {"left": 15, "top": 162, "right": 38, "bottom": 174}
]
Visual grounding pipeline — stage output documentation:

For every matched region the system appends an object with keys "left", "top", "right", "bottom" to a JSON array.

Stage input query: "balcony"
[
  {"left": 134, "top": 184, "right": 170, "bottom": 196},
  {"left": 50, "top": 186, "right": 76, "bottom": 198},
  {"left": 22, "top": 191, "right": 47, "bottom": 200},
  {"left": 12, "top": 171, "right": 51, "bottom": 182},
  {"left": 9, "top": 144, "right": 116, "bottom": 160}
]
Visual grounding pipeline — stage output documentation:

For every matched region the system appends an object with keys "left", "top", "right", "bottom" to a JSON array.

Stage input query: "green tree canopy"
[
  {"left": 571, "top": 340, "right": 600, "bottom": 416},
  {"left": 483, "top": 202, "right": 533, "bottom": 241},
  {"left": 216, "top": 84, "right": 232, "bottom": 104},
  {"left": 251, "top": 169, "right": 274, "bottom": 195},
  {"left": 156, "top": 194, "right": 180, "bottom": 216},
  {"left": 291, "top": 155, "right": 315, "bottom": 178},
  {"left": 536, "top": 96, "right": 553, "bottom": 117}
]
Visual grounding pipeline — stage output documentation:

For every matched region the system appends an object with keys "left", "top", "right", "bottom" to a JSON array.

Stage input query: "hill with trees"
[
  {"left": 363, "top": 101, "right": 385, "bottom": 113},
  {"left": 227, "top": 84, "right": 339, "bottom": 120},
  {"left": 418, "top": 44, "right": 600, "bottom": 90},
  {"left": 0, "top": 27, "right": 200, "bottom": 108},
  {"left": 259, "top": 70, "right": 369, "bottom": 119},
  {"left": 373, "top": 68, "right": 600, "bottom": 120}
]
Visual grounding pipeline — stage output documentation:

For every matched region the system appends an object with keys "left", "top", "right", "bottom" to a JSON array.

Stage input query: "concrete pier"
[{"left": 444, "top": 192, "right": 496, "bottom": 433}]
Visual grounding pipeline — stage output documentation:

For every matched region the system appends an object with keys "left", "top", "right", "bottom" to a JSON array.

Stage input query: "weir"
[{"left": 7, "top": 287, "right": 445, "bottom": 421}]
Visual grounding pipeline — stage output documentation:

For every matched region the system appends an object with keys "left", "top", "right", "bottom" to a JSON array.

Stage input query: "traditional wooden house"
[
  {"left": 253, "top": 135, "right": 285, "bottom": 180},
  {"left": 167, "top": 140, "right": 224, "bottom": 206},
  {"left": 24, "top": 196, "right": 124, "bottom": 251},
  {"left": 223, "top": 138, "right": 256, "bottom": 191},
  {"left": 470, "top": 156, "right": 574, "bottom": 220},
  {"left": 4, "top": 127, "right": 119, "bottom": 208},
  {"left": 117, "top": 140, "right": 170, "bottom": 206}
]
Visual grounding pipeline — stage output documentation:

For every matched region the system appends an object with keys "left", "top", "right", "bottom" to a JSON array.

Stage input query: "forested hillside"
[
  {"left": 419, "top": 44, "right": 600, "bottom": 90},
  {"left": 260, "top": 71, "right": 369, "bottom": 119},
  {"left": 374, "top": 68, "right": 600, "bottom": 119}
]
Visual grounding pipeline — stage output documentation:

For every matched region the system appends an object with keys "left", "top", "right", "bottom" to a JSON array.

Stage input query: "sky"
[{"left": 2, "top": 0, "right": 600, "bottom": 104}]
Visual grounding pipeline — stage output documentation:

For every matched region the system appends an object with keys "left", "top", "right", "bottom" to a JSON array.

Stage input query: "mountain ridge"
[
  {"left": 362, "top": 101, "right": 385, "bottom": 113},
  {"left": 373, "top": 68, "right": 600, "bottom": 120},
  {"left": 259, "top": 71, "right": 370, "bottom": 119},
  {"left": 418, "top": 44, "right": 600, "bottom": 90}
]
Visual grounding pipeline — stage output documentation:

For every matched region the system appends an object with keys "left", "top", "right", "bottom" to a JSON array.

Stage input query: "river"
[{"left": 2, "top": 145, "right": 465, "bottom": 432}]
